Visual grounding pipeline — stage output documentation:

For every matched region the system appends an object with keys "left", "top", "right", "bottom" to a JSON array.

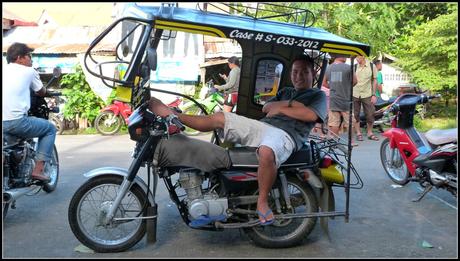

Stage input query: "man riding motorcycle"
[
  {"left": 2, "top": 42, "right": 57, "bottom": 183},
  {"left": 149, "top": 54, "right": 327, "bottom": 225}
]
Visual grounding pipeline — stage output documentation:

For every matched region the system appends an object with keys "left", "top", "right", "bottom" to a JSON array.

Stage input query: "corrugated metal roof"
[{"left": 2, "top": 26, "right": 116, "bottom": 54}]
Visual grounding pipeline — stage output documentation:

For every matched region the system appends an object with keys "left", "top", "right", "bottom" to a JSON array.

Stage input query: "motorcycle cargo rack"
[{"left": 196, "top": 2, "right": 316, "bottom": 28}]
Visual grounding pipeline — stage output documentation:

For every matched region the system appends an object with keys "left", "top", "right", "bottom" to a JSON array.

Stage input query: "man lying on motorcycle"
[
  {"left": 3, "top": 43, "right": 57, "bottom": 182},
  {"left": 149, "top": 54, "right": 326, "bottom": 225}
]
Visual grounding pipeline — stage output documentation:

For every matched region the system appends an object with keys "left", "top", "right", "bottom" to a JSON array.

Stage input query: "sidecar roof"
[{"left": 122, "top": 3, "right": 370, "bottom": 57}]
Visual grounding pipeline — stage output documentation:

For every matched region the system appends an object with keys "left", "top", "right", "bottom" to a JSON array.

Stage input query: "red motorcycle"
[
  {"left": 95, "top": 100, "right": 132, "bottom": 135},
  {"left": 379, "top": 93, "right": 457, "bottom": 201},
  {"left": 95, "top": 98, "right": 182, "bottom": 135}
]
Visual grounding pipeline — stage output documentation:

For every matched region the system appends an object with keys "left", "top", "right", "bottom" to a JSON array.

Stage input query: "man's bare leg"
[
  {"left": 149, "top": 97, "right": 225, "bottom": 131},
  {"left": 256, "top": 146, "right": 277, "bottom": 223}
]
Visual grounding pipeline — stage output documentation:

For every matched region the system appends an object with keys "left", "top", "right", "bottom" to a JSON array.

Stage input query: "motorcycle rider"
[
  {"left": 149, "top": 54, "right": 326, "bottom": 225},
  {"left": 3, "top": 42, "right": 57, "bottom": 182}
]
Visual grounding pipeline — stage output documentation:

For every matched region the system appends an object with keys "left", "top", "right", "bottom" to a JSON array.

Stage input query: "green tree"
[{"left": 393, "top": 4, "right": 457, "bottom": 98}]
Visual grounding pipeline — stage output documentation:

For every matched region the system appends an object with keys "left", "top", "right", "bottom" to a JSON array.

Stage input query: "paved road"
[{"left": 2, "top": 133, "right": 458, "bottom": 258}]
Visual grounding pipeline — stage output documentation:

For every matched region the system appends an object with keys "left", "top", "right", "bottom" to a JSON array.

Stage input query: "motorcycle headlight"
[{"left": 128, "top": 108, "right": 148, "bottom": 142}]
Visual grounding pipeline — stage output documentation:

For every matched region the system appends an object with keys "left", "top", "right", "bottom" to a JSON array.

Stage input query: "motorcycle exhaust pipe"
[
  {"left": 429, "top": 170, "right": 448, "bottom": 186},
  {"left": 3, "top": 185, "right": 39, "bottom": 203}
]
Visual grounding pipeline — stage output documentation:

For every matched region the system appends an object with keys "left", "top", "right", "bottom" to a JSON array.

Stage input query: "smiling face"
[{"left": 290, "top": 59, "right": 315, "bottom": 90}]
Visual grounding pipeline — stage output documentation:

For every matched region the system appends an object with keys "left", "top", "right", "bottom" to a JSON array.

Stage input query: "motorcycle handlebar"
[
  {"left": 166, "top": 114, "right": 185, "bottom": 131},
  {"left": 44, "top": 91, "right": 62, "bottom": 97}
]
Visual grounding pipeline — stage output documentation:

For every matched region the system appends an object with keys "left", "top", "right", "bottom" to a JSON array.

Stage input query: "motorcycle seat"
[
  {"left": 424, "top": 128, "right": 457, "bottom": 145},
  {"left": 228, "top": 145, "right": 312, "bottom": 168},
  {"left": 3, "top": 134, "right": 24, "bottom": 147}
]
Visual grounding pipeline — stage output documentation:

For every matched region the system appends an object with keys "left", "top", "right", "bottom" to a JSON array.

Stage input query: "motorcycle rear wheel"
[
  {"left": 95, "top": 111, "right": 123, "bottom": 135},
  {"left": 43, "top": 145, "right": 59, "bottom": 192},
  {"left": 380, "top": 138, "right": 410, "bottom": 185},
  {"left": 49, "top": 114, "right": 64, "bottom": 135},
  {"left": 3, "top": 202, "right": 9, "bottom": 219},
  {"left": 244, "top": 177, "right": 318, "bottom": 248},
  {"left": 68, "top": 175, "right": 147, "bottom": 253}
]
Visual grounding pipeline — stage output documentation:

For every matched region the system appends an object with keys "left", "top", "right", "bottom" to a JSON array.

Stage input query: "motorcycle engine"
[{"left": 178, "top": 169, "right": 228, "bottom": 220}]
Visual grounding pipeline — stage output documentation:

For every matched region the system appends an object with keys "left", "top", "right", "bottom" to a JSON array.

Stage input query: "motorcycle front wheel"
[
  {"left": 68, "top": 175, "right": 148, "bottom": 253},
  {"left": 244, "top": 177, "right": 318, "bottom": 248},
  {"left": 95, "top": 111, "right": 123, "bottom": 135},
  {"left": 380, "top": 138, "right": 410, "bottom": 185},
  {"left": 43, "top": 145, "right": 59, "bottom": 192}
]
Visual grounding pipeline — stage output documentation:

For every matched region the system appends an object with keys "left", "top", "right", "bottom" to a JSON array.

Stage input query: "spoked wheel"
[
  {"left": 244, "top": 177, "right": 318, "bottom": 248},
  {"left": 43, "top": 145, "right": 59, "bottom": 193},
  {"left": 380, "top": 138, "right": 410, "bottom": 185},
  {"left": 95, "top": 111, "right": 123, "bottom": 135},
  {"left": 68, "top": 175, "right": 148, "bottom": 253},
  {"left": 3, "top": 202, "right": 10, "bottom": 219},
  {"left": 181, "top": 105, "right": 204, "bottom": 136},
  {"left": 49, "top": 114, "right": 64, "bottom": 135}
]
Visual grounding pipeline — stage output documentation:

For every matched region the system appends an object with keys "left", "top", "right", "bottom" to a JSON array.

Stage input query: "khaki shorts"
[
  {"left": 328, "top": 110, "right": 353, "bottom": 128},
  {"left": 222, "top": 112, "right": 295, "bottom": 168}
]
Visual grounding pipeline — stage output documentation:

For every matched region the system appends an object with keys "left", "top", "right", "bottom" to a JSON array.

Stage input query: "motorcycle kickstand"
[{"left": 412, "top": 184, "right": 433, "bottom": 202}]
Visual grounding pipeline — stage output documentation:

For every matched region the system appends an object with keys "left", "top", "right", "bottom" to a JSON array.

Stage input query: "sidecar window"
[{"left": 254, "top": 59, "right": 284, "bottom": 105}]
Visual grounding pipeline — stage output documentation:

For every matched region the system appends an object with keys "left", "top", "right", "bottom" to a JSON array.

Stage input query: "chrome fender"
[{"left": 84, "top": 167, "right": 155, "bottom": 206}]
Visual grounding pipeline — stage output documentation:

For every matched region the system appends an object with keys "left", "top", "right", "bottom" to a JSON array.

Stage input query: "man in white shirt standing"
[{"left": 3, "top": 42, "right": 56, "bottom": 182}]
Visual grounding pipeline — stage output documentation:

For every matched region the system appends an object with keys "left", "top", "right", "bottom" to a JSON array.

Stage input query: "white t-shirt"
[{"left": 2, "top": 63, "right": 44, "bottom": 121}]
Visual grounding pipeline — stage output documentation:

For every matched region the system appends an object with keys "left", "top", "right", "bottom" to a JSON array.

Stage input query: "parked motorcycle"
[
  {"left": 179, "top": 80, "right": 225, "bottom": 136},
  {"left": 3, "top": 67, "right": 62, "bottom": 219},
  {"left": 68, "top": 101, "right": 361, "bottom": 252},
  {"left": 358, "top": 94, "right": 397, "bottom": 133},
  {"left": 95, "top": 98, "right": 182, "bottom": 135},
  {"left": 95, "top": 100, "right": 132, "bottom": 135},
  {"left": 379, "top": 93, "right": 457, "bottom": 201}
]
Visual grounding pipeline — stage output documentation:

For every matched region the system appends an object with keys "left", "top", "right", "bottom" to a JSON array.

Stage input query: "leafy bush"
[{"left": 60, "top": 65, "right": 105, "bottom": 126}]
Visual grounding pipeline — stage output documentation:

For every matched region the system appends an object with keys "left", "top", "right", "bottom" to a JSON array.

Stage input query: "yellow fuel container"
[{"left": 320, "top": 164, "right": 344, "bottom": 185}]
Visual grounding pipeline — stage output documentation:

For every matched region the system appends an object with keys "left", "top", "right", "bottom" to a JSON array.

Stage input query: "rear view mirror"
[
  {"left": 146, "top": 47, "right": 157, "bottom": 71},
  {"left": 52, "top": 67, "right": 62, "bottom": 78}
]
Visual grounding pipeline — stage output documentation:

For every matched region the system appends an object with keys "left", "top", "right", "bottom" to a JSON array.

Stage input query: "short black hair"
[
  {"left": 6, "top": 42, "right": 34, "bottom": 64},
  {"left": 291, "top": 54, "right": 315, "bottom": 71},
  {"left": 373, "top": 60, "right": 382, "bottom": 65},
  {"left": 227, "top": 56, "right": 240, "bottom": 66}
]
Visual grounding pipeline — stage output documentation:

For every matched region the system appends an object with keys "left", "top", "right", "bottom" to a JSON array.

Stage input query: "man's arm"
[
  {"left": 35, "top": 87, "right": 47, "bottom": 97},
  {"left": 265, "top": 100, "right": 318, "bottom": 122},
  {"left": 322, "top": 74, "right": 329, "bottom": 89},
  {"left": 215, "top": 68, "right": 239, "bottom": 92}
]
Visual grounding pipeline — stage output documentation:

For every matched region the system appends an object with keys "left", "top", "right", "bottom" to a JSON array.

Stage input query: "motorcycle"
[
  {"left": 68, "top": 101, "right": 361, "bottom": 252},
  {"left": 95, "top": 98, "right": 183, "bottom": 135},
  {"left": 358, "top": 94, "right": 397, "bottom": 133},
  {"left": 179, "top": 80, "right": 225, "bottom": 136},
  {"left": 95, "top": 100, "right": 133, "bottom": 135},
  {"left": 3, "top": 67, "right": 62, "bottom": 218},
  {"left": 379, "top": 93, "right": 457, "bottom": 201}
]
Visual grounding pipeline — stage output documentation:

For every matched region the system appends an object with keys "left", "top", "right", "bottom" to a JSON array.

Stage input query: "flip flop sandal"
[
  {"left": 368, "top": 134, "right": 380, "bottom": 141},
  {"left": 356, "top": 134, "right": 364, "bottom": 141},
  {"left": 256, "top": 209, "right": 275, "bottom": 226}
]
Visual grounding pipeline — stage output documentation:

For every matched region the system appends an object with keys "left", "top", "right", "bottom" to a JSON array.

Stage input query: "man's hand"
[
  {"left": 262, "top": 101, "right": 288, "bottom": 115},
  {"left": 148, "top": 97, "right": 174, "bottom": 117},
  {"left": 219, "top": 73, "right": 227, "bottom": 81},
  {"left": 371, "top": 95, "right": 377, "bottom": 104}
]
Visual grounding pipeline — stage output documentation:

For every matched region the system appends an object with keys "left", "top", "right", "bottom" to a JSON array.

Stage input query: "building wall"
[{"left": 381, "top": 63, "right": 412, "bottom": 96}]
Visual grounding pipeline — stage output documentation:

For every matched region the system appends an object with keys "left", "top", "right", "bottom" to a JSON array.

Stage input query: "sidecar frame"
[{"left": 83, "top": 2, "right": 370, "bottom": 223}]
